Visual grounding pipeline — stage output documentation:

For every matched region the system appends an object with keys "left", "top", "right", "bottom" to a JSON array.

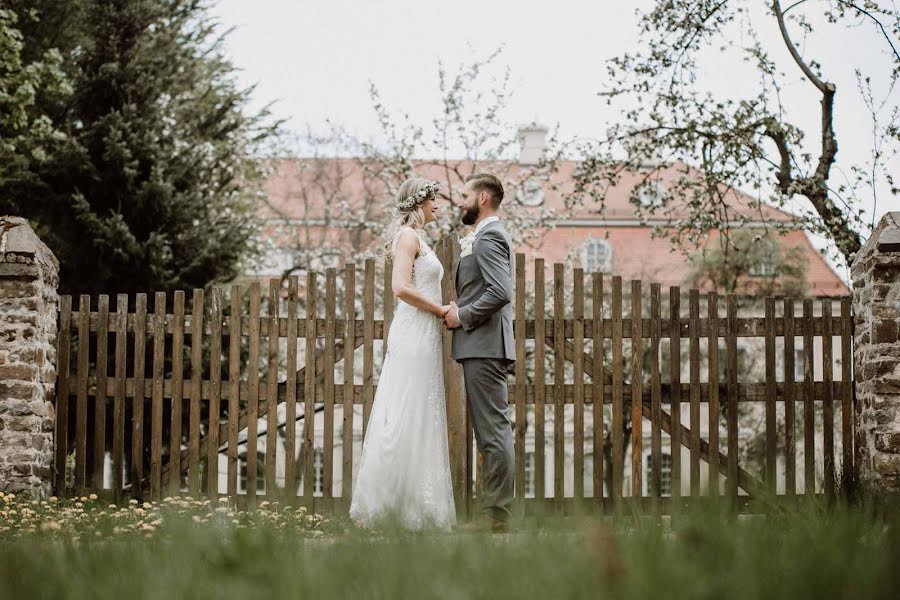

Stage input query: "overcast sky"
[{"left": 211, "top": 0, "right": 897, "bottom": 277}]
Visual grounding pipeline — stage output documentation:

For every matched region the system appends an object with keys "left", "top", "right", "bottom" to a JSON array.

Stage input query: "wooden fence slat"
[
  {"left": 300, "top": 273, "right": 313, "bottom": 504},
  {"left": 784, "top": 297, "right": 796, "bottom": 496},
  {"left": 803, "top": 298, "right": 815, "bottom": 494},
  {"left": 113, "top": 295, "right": 127, "bottom": 501},
  {"left": 265, "top": 282, "right": 279, "bottom": 496},
  {"left": 437, "top": 235, "right": 468, "bottom": 516},
  {"left": 151, "top": 291, "right": 167, "bottom": 500},
  {"left": 290, "top": 276, "right": 304, "bottom": 500},
  {"left": 75, "top": 294, "right": 90, "bottom": 495},
  {"left": 650, "top": 284, "right": 662, "bottom": 507},
  {"left": 553, "top": 263, "right": 565, "bottom": 510},
  {"left": 54, "top": 295, "right": 72, "bottom": 497},
  {"left": 592, "top": 274, "right": 604, "bottom": 509},
  {"left": 514, "top": 254, "right": 526, "bottom": 511},
  {"left": 170, "top": 291, "right": 185, "bottom": 496},
  {"left": 93, "top": 295, "right": 109, "bottom": 493},
  {"left": 226, "top": 286, "right": 242, "bottom": 498},
  {"left": 688, "top": 288, "right": 700, "bottom": 496},
  {"left": 765, "top": 297, "right": 777, "bottom": 493},
  {"left": 342, "top": 265, "right": 356, "bottom": 508},
  {"left": 707, "top": 291, "right": 720, "bottom": 498},
  {"left": 207, "top": 288, "right": 222, "bottom": 499},
  {"left": 611, "top": 276, "right": 623, "bottom": 503},
  {"left": 534, "top": 258, "right": 546, "bottom": 505},
  {"left": 383, "top": 259, "right": 394, "bottom": 352},
  {"left": 323, "top": 268, "right": 337, "bottom": 500},
  {"left": 822, "top": 299, "right": 834, "bottom": 496},
  {"left": 840, "top": 298, "right": 853, "bottom": 495},
  {"left": 631, "top": 280, "right": 643, "bottom": 498},
  {"left": 247, "top": 283, "right": 261, "bottom": 504},
  {"left": 726, "top": 294, "right": 739, "bottom": 507},
  {"left": 133, "top": 294, "right": 148, "bottom": 501},
  {"left": 669, "top": 286, "right": 682, "bottom": 505},
  {"left": 363, "top": 260, "right": 375, "bottom": 437},
  {"left": 188, "top": 289, "right": 204, "bottom": 497},
  {"left": 573, "top": 268, "right": 585, "bottom": 501}
]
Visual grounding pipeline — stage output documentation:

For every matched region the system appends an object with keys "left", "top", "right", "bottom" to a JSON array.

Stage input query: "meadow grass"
[{"left": 0, "top": 491, "right": 897, "bottom": 599}]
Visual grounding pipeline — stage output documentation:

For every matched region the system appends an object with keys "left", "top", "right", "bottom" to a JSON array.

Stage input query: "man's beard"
[{"left": 461, "top": 204, "right": 480, "bottom": 226}]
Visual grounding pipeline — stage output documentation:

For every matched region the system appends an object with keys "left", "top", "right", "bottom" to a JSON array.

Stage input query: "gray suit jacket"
[{"left": 451, "top": 219, "right": 515, "bottom": 363}]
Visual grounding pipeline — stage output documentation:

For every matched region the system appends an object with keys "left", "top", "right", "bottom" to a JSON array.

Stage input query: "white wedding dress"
[{"left": 349, "top": 227, "right": 457, "bottom": 531}]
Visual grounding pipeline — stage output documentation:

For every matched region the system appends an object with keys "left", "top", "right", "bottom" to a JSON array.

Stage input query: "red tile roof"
[{"left": 255, "top": 158, "right": 849, "bottom": 297}]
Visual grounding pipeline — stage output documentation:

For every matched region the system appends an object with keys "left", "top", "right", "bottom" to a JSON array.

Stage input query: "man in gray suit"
[{"left": 443, "top": 173, "right": 515, "bottom": 533}]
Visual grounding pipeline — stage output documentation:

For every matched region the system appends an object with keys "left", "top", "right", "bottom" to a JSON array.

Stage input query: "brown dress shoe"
[{"left": 454, "top": 515, "right": 509, "bottom": 534}]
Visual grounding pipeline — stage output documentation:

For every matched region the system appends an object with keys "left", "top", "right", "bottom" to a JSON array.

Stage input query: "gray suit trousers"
[{"left": 462, "top": 357, "right": 514, "bottom": 521}]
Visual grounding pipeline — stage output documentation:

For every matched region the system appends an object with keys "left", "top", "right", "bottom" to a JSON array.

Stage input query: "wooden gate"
[{"left": 51, "top": 235, "right": 856, "bottom": 515}]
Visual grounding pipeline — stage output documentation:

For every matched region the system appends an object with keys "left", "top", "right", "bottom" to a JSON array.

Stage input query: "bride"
[{"left": 349, "top": 177, "right": 457, "bottom": 531}]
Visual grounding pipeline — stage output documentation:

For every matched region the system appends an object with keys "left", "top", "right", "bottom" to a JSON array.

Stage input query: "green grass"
[{"left": 1, "top": 492, "right": 898, "bottom": 599}]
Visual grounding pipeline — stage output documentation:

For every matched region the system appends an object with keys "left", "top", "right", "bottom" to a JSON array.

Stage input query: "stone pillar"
[
  {"left": 0, "top": 216, "right": 59, "bottom": 498},
  {"left": 851, "top": 211, "right": 900, "bottom": 492}
]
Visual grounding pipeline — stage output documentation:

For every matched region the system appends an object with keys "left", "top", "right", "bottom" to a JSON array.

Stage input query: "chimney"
[{"left": 517, "top": 123, "right": 548, "bottom": 165}]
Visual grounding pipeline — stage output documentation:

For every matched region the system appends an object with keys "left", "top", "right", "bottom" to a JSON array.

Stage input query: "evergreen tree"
[
  {"left": 0, "top": 8, "right": 69, "bottom": 195},
  {"left": 1, "top": 0, "right": 279, "bottom": 297}
]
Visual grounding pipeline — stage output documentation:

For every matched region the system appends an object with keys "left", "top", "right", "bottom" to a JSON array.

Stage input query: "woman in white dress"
[{"left": 349, "top": 177, "right": 457, "bottom": 531}]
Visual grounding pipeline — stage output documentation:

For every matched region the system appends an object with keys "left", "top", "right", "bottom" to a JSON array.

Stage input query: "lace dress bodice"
[
  {"left": 389, "top": 226, "right": 444, "bottom": 307},
  {"left": 387, "top": 227, "right": 446, "bottom": 357}
]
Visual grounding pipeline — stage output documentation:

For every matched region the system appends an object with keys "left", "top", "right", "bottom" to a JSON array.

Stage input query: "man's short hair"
[{"left": 465, "top": 173, "right": 504, "bottom": 208}]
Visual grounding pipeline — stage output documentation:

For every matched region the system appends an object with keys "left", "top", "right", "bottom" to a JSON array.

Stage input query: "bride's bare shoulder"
[{"left": 394, "top": 227, "right": 421, "bottom": 255}]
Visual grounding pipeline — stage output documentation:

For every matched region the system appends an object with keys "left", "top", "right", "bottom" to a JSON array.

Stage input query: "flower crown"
[{"left": 396, "top": 180, "right": 440, "bottom": 211}]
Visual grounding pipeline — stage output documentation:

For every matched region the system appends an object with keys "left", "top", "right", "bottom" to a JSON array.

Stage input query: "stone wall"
[
  {"left": 0, "top": 216, "right": 59, "bottom": 498},
  {"left": 851, "top": 211, "right": 900, "bottom": 491}
]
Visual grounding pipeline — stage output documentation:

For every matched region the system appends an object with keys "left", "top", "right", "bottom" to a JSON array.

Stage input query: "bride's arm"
[{"left": 391, "top": 229, "right": 448, "bottom": 317}]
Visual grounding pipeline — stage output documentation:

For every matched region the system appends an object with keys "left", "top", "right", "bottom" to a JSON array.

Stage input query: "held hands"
[{"left": 443, "top": 301, "right": 462, "bottom": 329}]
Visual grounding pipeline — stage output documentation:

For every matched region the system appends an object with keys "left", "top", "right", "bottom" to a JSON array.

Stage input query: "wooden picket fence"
[{"left": 52, "top": 235, "right": 856, "bottom": 515}]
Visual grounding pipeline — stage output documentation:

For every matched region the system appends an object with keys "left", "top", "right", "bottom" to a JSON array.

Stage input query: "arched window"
[{"left": 581, "top": 238, "right": 613, "bottom": 273}]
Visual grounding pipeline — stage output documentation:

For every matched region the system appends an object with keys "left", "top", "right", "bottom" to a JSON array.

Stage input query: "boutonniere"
[{"left": 459, "top": 232, "right": 476, "bottom": 257}]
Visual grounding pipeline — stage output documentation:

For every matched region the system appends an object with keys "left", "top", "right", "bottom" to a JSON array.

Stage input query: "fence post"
[
  {"left": 0, "top": 216, "right": 59, "bottom": 498},
  {"left": 439, "top": 234, "right": 468, "bottom": 519},
  {"left": 850, "top": 211, "right": 900, "bottom": 492}
]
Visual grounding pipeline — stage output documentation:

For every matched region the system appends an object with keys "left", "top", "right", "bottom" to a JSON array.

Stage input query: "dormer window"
[
  {"left": 748, "top": 239, "right": 778, "bottom": 277},
  {"left": 581, "top": 238, "right": 613, "bottom": 273},
  {"left": 516, "top": 179, "right": 545, "bottom": 206}
]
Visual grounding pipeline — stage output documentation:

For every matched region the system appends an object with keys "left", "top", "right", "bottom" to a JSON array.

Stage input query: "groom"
[{"left": 443, "top": 173, "right": 515, "bottom": 533}]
